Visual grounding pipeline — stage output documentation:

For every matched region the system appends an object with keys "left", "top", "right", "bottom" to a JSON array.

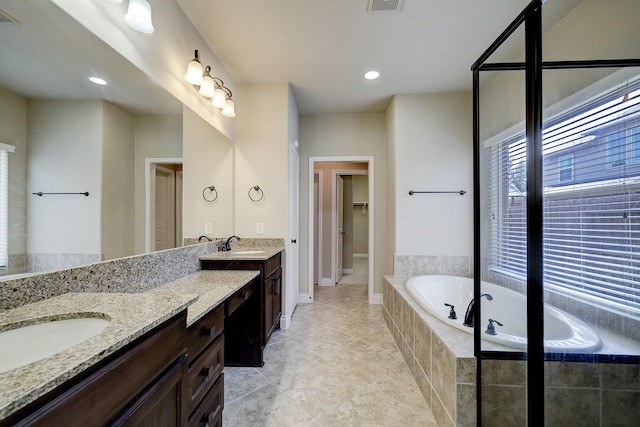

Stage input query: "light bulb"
[
  {"left": 221, "top": 99, "right": 236, "bottom": 117},
  {"left": 124, "top": 0, "right": 154, "bottom": 34},
  {"left": 184, "top": 52, "right": 203, "bottom": 85}
]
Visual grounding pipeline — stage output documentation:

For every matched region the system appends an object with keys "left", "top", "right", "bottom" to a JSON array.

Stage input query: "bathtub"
[{"left": 406, "top": 275, "right": 602, "bottom": 353}]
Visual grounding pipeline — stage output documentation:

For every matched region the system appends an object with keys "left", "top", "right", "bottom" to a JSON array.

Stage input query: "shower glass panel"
[{"left": 541, "top": 65, "right": 640, "bottom": 425}]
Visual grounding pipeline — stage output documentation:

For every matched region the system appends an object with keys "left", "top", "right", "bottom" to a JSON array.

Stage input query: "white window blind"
[{"left": 488, "top": 81, "right": 640, "bottom": 314}]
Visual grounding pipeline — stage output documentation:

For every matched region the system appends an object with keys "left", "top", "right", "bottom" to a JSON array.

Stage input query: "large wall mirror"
[{"left": 0, "top": 0, "right": 233, "bottom": 277}]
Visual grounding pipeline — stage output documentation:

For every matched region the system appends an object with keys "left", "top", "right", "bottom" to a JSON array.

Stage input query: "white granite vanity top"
[
  {"left": 150, "top": 270, "right": 260, "bottom": 326},
  {"left": 0, "top": 292, "right": 195, "bottom": 419}
]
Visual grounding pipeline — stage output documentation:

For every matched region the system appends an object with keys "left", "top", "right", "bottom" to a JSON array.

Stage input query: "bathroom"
[{"left": 1, "top": 0, "right": 639, "bottom": 425}]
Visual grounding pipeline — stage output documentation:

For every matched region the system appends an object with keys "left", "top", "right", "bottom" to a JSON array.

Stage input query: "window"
[
  {"left": 558, "top": 154, "right": 573, "bottom": 182},
  {"left": 488, "top": 81, "right": 640, "bottom": 314}
]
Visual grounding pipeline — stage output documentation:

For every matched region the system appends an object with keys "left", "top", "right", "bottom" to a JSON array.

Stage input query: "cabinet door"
[
  {"left": 264, "top": 274, "right": 274, "bottom": 343},
  {"left": 272, "top": 267, "right": 282, "bottom": 329}
]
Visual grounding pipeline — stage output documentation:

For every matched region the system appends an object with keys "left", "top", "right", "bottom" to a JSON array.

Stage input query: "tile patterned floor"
[{"left": 223, "top": 282, "right": 438, "bottom": 426}]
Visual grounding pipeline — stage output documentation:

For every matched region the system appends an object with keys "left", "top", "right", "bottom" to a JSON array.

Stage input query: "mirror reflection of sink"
[
  {"left": 231, "top": 250, "right": 266, "bottom": 255},
  {"left": 0, "top": 316, "right": 110, "bottom": 373}
]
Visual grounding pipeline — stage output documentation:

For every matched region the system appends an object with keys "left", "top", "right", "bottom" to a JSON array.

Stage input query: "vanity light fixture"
[
  {"left": 184, "top": 49, "right": 236, "bottom": 118},
  {"left": 124, "top": 0, "right": 154, "bottom": 34}
]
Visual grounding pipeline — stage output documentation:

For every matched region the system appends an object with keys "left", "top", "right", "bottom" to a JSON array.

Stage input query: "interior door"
[
  {"left": 336, "top": 175, "right": 344, "bottom": 284},
  {"left": 154, "top": 166, "right": 175, "bottom": 251},
  {"left": 286, "top": 142, "right": 300, "bottom": 323}
]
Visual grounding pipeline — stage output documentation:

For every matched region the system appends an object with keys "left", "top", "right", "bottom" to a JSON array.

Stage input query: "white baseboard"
[
  {"left": 298, "top": 293, "right": 313, "bottom": 303},
  {"left": 354, "top": 253, "right": 368, "bottom": 259},
  {"left": 342, "top": 268, "right": 353, "bottom": 274},
  {"left": 279, "top": 314, "right": 292, "bottom": 329},
  {"left": 318, "top": 278, "right": 334, "bottom": 286},
  {"left": 370, "top": 293, "right": 383, "bottom": 304}
]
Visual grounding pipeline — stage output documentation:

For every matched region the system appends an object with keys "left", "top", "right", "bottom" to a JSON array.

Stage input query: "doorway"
[
  {"left": 308, "top": 157, "right": 374, "bottom": 303},
  {"left": 145, "top": 158, "right": 183, "bottom": 253}
]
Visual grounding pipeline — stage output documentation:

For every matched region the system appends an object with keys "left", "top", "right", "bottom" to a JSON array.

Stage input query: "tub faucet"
[
  {"left": 223, "top": 235, "right": 241, "bottom": 251},
  {"left": 463, "top": 293, "right": 493, "bottom": 327},
  {"left": 198, "top": 235, "right": 212, "bottom": 242}
]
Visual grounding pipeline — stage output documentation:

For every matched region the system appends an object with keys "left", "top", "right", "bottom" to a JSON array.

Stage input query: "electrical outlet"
[
  {"left": 256, "top": 222, "right": 264, "bottom": 235},
  {"left": 204, "top": 222, "right": 213, "bottom": 234}
]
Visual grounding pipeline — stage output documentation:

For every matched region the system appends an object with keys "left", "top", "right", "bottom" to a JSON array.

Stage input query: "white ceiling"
[
  {"left": 177, "top": 0, "right": 532, "bottom": 114},
  {"left": 0, "top": 0, "right": 181, "bottom": 116}
]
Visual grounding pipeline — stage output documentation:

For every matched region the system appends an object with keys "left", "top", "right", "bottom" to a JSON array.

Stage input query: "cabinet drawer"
[
  {"left": 187, "top": 303, "right": 224, "bottom": 361},
  {"left": 264, "top": 252, "right": 281, "bottom": 277},
  {"left": 187, "top": 374, "right": 224, "bottom": 427},
  {"left": 188, "top": 334, "right": 224, "bottom": 412},
  {"left": 226, "top": 280, "right": 256, "bottom": 316}
]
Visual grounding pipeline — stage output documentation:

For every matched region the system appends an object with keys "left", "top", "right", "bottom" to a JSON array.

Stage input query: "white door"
[
  {"left": 336, "top": 175, "right": 344, "bottom": 284},
  {"left": 285, "top": 142, "right": 300, "bottom": 327},
  {"left": 154, "top": 166, "right": 176, "bottom": 251}
]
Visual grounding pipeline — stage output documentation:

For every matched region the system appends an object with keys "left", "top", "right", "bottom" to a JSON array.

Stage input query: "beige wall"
[
  {"left": 234, "top": 83, "right": 290, "bottom": 238},
  {"left": 0, "top": 89, "right": 27, "bottom": 257},
  {"left": 182, "top": 105, "right": 234, "bottom": 240},
  {"left": 299, "top": 113, "right": 388, "bottom": 297},
  {"left": 101, "top": 102, "right": 135, "bottom": 260},
  {"left": 26, "top": 100, "right": 103, "bottom": 254},
  {"left": 133, "top": 115, "right": 183, "bottom": 254},
  {"left": 391, "top": 93, "right": 473, "bottom": 257}
]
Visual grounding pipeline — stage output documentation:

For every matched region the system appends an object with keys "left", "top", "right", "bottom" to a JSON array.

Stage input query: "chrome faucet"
[
  {"left": 223, "top": 235, "right": 241, "bottom": 251},
  {"left": 463, "top": 293, "right": 493, "bottom": 327},
  {"left": 198, "top": 235, "right": 212, "bottom": 242}
]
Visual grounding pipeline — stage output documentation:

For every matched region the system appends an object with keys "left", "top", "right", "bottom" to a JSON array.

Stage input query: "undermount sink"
[
  {"left": 0, "top": 316, "right": 110, "bottom": 373},
  {"left": 231, "top": 250, "right": 266, "bottom": 255}
]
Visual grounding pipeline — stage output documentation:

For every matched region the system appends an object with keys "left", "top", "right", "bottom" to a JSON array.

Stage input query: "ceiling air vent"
[
  {"left": 367, "top": 0, "right": 403, "bottom": 12},
  {"left": 0, "top": 9, "right": 19, "bottom": 24}
]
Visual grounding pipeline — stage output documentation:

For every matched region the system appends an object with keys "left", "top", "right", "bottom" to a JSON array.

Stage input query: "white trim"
[
  {"left": 298, "top": 293, "right": 313, "bottom": 304},
  {"left": 371, "top": 293, "right": 383, "bottom": 305},
  {"left": 145, "top": 157, "right": 182, "bottom": 253},
  {"left": 315, "top": 171, "right": 323, "bottom": 287},
  {"left": 353, "top": 253, "right": 368, "bottom": 259},
  {"left": 279, "top": 314, "right": 292, "bottom": 329},
  {"left": 307, "top": 156, "right": 375, "bottom": 304},
  {"left": 318, "top": 277, "right": 334, "bottom": 286},
  {"left": 0, "top": 143, "right": 15, "bottom": 154},
  {"left": 342, "top": 268, "right": 354, "bottom": 274}
]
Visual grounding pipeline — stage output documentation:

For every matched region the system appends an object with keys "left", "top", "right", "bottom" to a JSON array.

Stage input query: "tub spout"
[{"left": 463, "top": 293, "right": 493, "bottom": 327}]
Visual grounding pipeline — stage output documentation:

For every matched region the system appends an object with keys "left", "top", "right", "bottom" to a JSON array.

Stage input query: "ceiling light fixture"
[
  {"left": 124, "top": 0, "right": 154, "bottom": 34},
  {"left": 364, "top": 70, "right": 380, "bottom": 80},
  {"left": 184, "top": 49, "right": 236, "bottom": 118},
  {"left": 89, "top": 76, "right": 108, "bottom": 86}
]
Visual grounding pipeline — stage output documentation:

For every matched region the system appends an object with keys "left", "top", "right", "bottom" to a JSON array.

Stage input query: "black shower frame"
[{"left": 471, "top": 0, "right": 640, "bottom": 425}]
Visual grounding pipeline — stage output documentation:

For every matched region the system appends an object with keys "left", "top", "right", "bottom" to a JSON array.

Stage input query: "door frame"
[
  {"left": 331, "top": 169, "right": 368, "bottom": 285},
  {"left": 145, "top": 157, "right": 183, "bottom": 253},
  {"left": 307, "top": 156, "right": 375, "bottom": 303}
]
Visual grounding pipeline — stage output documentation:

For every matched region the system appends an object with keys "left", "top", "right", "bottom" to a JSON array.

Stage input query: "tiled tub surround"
[
  {"left": 0, "top": 292, "right": 195, "bottom": 418},
  {"left": 0, "top": 241, "right": 220, "bottom": 312},
  {"left": 385, "top": 275, "right": 640, "bottom": 426},
  {"left": 0, "top": 269, "right": 260, "bottom": 420}
]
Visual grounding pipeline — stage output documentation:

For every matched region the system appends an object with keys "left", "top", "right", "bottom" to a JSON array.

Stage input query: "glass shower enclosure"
[{"left": 473, "top": 0, "right": 640, "bottom": 425}]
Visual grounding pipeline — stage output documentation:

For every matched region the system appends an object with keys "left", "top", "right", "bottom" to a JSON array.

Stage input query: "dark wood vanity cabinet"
[
  {"left": 200, "top": 251, "right": 282, "bottom": 349},
  {"left": 2, "top": 311, "right": 189, "bottom": 427}
]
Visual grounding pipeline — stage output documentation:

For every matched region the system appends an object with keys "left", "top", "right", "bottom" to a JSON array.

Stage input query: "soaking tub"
[{"left": 406, "top": 275, "right": 602, "bottom": 353}]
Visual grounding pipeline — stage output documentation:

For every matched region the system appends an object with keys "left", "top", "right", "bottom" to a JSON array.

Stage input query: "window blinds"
[{"left": 488, "top": 82, "right": 640, "bottom": 314}]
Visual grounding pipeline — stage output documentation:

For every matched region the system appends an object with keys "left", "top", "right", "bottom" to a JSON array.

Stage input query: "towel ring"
[
  {"left": 248, "top": 185, "right": 264, "bottom": 202},
  {"left": 202, "top": 185, "right": 218, "bottom": 202}
]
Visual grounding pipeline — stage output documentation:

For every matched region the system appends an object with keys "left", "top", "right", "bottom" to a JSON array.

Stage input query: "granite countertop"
[
  {"left": 199, "top": 246, "right": 283, "bottom": 262},
  {"left": 0, "top": 292, "right": 195, "bottom": 419},
  {"left": 149, "top": 270, "right": 260, "bottom": 326}
]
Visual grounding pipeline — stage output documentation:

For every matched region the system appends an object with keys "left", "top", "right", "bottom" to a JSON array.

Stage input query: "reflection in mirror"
[{"left": 0, "top": 0, "right": 233, "bottom": 277}]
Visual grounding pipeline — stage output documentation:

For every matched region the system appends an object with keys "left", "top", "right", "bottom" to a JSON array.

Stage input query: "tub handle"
[
  {"left": 444, "top": 303, "right": 457, "bottom": 320},
  {"left": 486, "top": 319, "right": 503, "bottom": 335}
]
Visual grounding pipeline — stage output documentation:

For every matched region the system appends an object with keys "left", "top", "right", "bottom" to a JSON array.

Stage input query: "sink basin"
[
  {"left": 232, "top": 250, "right": 266, "bottom": 255},
  {"left": 0, "top": 316, "right": 110, "bottom": 373}
]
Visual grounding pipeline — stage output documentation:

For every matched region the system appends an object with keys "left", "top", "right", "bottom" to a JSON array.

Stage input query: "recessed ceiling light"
[
  {"left": 89, "top": 76, "right": 108, "bottom": 86},
  {"left": 364, "top": 71, "right": 380, "bottom": 80}
]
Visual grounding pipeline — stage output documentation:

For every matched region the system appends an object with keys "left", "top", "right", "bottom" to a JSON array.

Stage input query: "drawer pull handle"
[
  {"left": 203, "top": 410, "right": 216, "bottom": 426},
  {"left": 243, "top": 291, "right": 250, "bottom": 300},
  {"left": 202, "top": 366, "right": 214, "bottom": 379},
  {"left": 202, "top": 326, "right": 216, "bottom": 338}
]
